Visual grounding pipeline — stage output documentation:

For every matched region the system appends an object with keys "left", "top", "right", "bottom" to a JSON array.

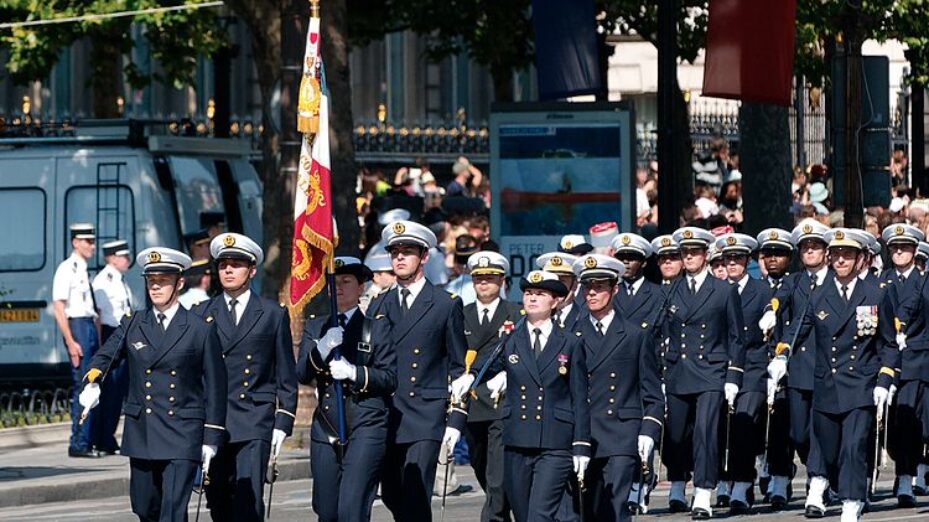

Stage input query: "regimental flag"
[
  {"left": 702, "top": 0, "right": 797, "bottom": 107},
  {"left": 290, "top": 13, "right": 334, "bottom": 309}
]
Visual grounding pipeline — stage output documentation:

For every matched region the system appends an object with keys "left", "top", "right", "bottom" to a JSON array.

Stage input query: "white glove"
[
  {"left": 637, "top": 435, "right": 655, "bottom": 463},
  {"left": 758, "top": 310, "right": 777, "bottom": 334},
  {"left": 573, "top": 455, "right": 591, "bottom": 482},
  {"left": 724, "top": 383, "right": 739, "bottom": 408},
  {"left": 201, "top": 444, "right": 217, "bottom": 475},
  {"left": 442, "top": 426, "right": 461, "bottom": 454},
  {"left": 271, "top": 428, "right": 287, "bottom": 457},
  {"left": 79, "top": 383, "right": 101, "bottom": 413},
  {"left": 888, "top": 384, "right": 897, "bottom": 407},
  {"left": 873, "top": 386, "right": 889, "bottom": 421},
  {"left": 316, "top": 326, "right": 344, "bottom": 360},
  {"left": 487, "top": 371, "right": 507, "bottom": 400},
  {"left": 329, "top": 358, "right": 357, "bottom": 381},
  {"left": 450, "top": 373, "right": 476, "bottom": 402},
  {"left": 767, "top": 357, "right": 787, "bottom": 384},
  {"left": 767, "top": 378, "right": 777, "bottom": 406},
  {"left": 897, "top": 332, "right": 908, "bottom": 351}
]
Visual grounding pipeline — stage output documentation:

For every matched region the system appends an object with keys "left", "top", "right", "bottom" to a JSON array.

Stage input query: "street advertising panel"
[{"left": 489, "top": 102, "right": 635, "bottom": 300}]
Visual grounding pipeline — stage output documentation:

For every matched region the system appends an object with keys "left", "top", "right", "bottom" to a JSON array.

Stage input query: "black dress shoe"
[
  {"left": 669, "top": 499, "right": 688, "bottom": 513},
  {"left": 68, "top": 448, "right": 100, "bottom": 458},
  {"left": 770, "top": 495, "right": 787, "bottom": 510},
  {"left": 715, "top": 495, "right": 730, "bottom": 508},
  {"left": 804, "top": 505, "right": 825, "bottom": 518},
  {"left": 625, "top": 501, "right": 640, "bottom": 514},
  {"left": 898, "top": 494, "right": 916, "bottom": 508},
  {"left": 730, "top": 499, "right": 751, "bottom": 515},
  {"left": 915, "top": 485, "right": 928, "bottom": 496},
  {"left": 448, "top": 484, "right": 473, "bottom": 496},
  {"left": 691, "top": 507, "right": 711, "bottom": 520}
]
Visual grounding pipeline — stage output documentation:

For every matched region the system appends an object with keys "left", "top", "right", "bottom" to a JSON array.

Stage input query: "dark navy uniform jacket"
[
  {"left": 887, "top": 271, "right": 929, "bottom": 383},
  {"left": 367, "top": 280, "right": 468, "bottom": 443},
  {"left": 575, "top": 314, "right": 663, "bottom": 459},
  {"left": 663, "top": 273, "right": 746, "bottom": 395},
  {"left": 615, "top": 278, "right": 664, "bottom": 328},
  {"left": 739, "top": 276, "right": 775, "bottom": 393},
  {"left": 89, "top": 307, "right": 227, "bottom": 460},
  {"left": 790, "top": 277, "right": 898, "bottom": 414},
  {"left": 463, "top": 300, "right": 524, "bottom": 423},
  {"left": 193, "top": 294, "right": 298, "bottom": 442},
  {"left": 773, "top": 269, "right": 834, "bottom": 390},
  {"left": 297, "top": 310, "right": 397, "bottom": 442},
  {"left": 486, "top": 322, "right": 591, "bottom": 456}
]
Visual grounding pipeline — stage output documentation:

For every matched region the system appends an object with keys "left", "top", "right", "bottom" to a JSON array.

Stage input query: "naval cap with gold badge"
[
  {"left": 137, "top": 247, "right": 192, "bottom": 275},
  {"left": 918, "top": 241, "right": 929, "bottom": 261},
  {"left": 468, "top": 251, "right": 509, "bottom": 276},
  {"left": 210, "top": 232, "right": 265, "bottom": 266},
  {"left": 757, "top": 228, "right": 793, "bottom": 252},
  {"left": 536, "top": 252, "right": 579, "bottom": 275},
  {"left": 70, "top": 222, "right": 96, "bottom": 241},
  {"left": 824, "top": 228, "right": 871, "bottom": 250},
  {"left": 715, "top": 233, "right": 758, "bottom": 255},
  {"left": 334, "top": 256, "right": 373, "bottom": 282},
  {"left": 382, "top": 219, "right": 437, "bottom": 250},
  {"left": 612, "top": 232, "right": 652, "bottom": 258},
  {"left": 378, "top": 208, "right": 411, "bottom": 226},
  {"left": 863, "top": 232, "right": 880, "bottom": 256},
  {"left": 520, "top": 270, "right": 568, "bottom": 297},
  {"left": 881, "top": 223, "right": 925, "bottom": 246},
  {"left": 791, "top": 218, "right": 830, "bottom": 246},
  {"left": 650, "top": 234, "right": 680, "bottom": 256},
  {"left": 572, "top": 254, "right": 625, "bottom": 282},
  {"left": 707, "top": 244, "right": 723, "bottom": 263},
  {"left": 672, "top": 226, "right": 715, "bottom": 248},
  {"left": 365, "top": 250, "right": 393, "bottom": 273},
  {"left": 558, "top": 234, "right": 593, "bottom": 255}
]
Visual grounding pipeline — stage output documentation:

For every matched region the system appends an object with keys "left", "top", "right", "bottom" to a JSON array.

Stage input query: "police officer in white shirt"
[
  {"left": 53, "top": 223, "right": 102, "bottom": 458},
  {"left": 92, "top": 239, "right": 134, "bottom": 455}
]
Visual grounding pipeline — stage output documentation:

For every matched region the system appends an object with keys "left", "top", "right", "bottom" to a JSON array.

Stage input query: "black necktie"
[
  {"left": 338, "top": 313, "right": 348, "bottom": 328},
  {"left": 899, "top": 274, "right": 907, "bottom": 284},
  {"left": 553, "top": 310, "right": 562, "bottom": 327},
  {"left": 689, "top": 277, "right": 697, "bottom": 295},
  {"left": 595, "top": 321, "right": 604, "bottom": 336},
  {"left": 841, "top": 284, "right": 849, "bottom": 301},
  {"left": 157, "top": 313, "right": 167, "bottom": 332},
  {"left": 481, "top": 308, "right": 490, "bottom": 325},
  {"left": 401, "top": 289, "right": 411, "bottom": 315},
  {"left": 229, "top": 298, "right": 238, "bottom": 325},
  {"left": 532, "top": 328, "right": 543, "bottom": 359},
  {"left": 626, "top": 283, "right": 634, "bottom": 296}
]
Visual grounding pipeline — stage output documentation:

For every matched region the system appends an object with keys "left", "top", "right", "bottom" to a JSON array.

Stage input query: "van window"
[
  {"left": 65, "top": 186, "right": 135, "bottom": 269},
  {"left": 169, "top": 157, "right": 225, "bottom": 236},
  {"left": 0, "top": 188, "right": 46, "bottom": 272}
]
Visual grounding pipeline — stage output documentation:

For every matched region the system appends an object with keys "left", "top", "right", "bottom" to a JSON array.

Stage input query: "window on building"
[{"left": 0, "top": 188, "right": 46, "bottom": 272}]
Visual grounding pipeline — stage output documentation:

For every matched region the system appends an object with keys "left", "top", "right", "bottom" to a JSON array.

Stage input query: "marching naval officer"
[
  {"left": 769, "top": 228, "right": 898, "bottom": 522},
  {"left": 662, "top": 226, "right": 746, "bottom": 519},
  {"left": 299, "top": 257, "right": 397, "bottom": 522},
  {"left": 92, "top": 239, "right": 134, "bottom": 455},
  {"left": 476, "top": 269, "right": 592, "bottom": 522},
  {"left": 652, "top": 235, "right": 684, "bottom": 286},
  {"left": 612, "top": 233, "right": 663, "bottom": 327},
  {"left": 366, "top": 220, "right": 469, "bottom": 522},
  {"left": 461, "top": 251, "right": 522, "bottom": 522},
  {"left": 536, "top": 252, "right": 581, "bottom": 330},
  {"left": 192, "top": 233, "right": 298, "bottom": 521},
  {"left": 78, "top": 247, "right": 227, "bottom": 522},
  {"left": 760, "top": 219, "right": 832, "bottom": 512},
  {"left": 53, "top": 223, "right": 101, "bottom": 458},
  {"left": 714, "top": 233, "right": 770, "bottom": 513},
  {"left": 571, "top": 254, "right": 663, "bottom": 521}
]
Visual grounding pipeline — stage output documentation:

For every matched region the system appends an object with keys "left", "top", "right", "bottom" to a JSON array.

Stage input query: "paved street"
[{"left": 3, "top": 463, "right": 929, "bottom": 521}]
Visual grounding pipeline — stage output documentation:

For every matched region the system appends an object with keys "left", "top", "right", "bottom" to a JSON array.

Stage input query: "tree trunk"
[
  {"left": 322, "top": 0, "right": 359, "bottom": 255},
  {"left": 491, "top": 66, "right": 514, "bottom": 103},
  {"left": 91, "top": 28, "right": 123, "bottom": 118},
  {"left": 671, "top": 78, "right": 693, "bottom": 227},
  {"left": 225, "top": 0, "right": 283, "bottom": 298},
  {"left": 740, "top": 103, "right": 793, "bottom": 235}
]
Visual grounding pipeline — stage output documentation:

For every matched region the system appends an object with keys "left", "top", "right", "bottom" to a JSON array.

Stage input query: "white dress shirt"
[
  {"left": 476, "top": 297, "right": 501, "bottom": 325},
  {"left": 52, "top": 252, "right": 97, "bottom": 319},
  {"left": 398, "top": 276, "right": 428, "bottom": 308},
  {"left": 154, "top": 302, "right": 181, "bottom": 330},
  {"left": 589, "top": 309, "right": 615, "bottom": 333},
  {"left": 93, "top": 263, "right": 133, "bottom": 327},
  {"left": 224, "top": 289, "right": 251, "bottom": 325},
  {"left": 686, "top": 269, "right": 710, "bottom": 294},
  {"left": 528, "top": 319, "right": 554, "bottom": 352}
]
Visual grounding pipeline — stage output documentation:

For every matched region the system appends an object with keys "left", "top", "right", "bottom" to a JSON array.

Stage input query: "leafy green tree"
[{"left": 0, "top": 0, "right": 224, "bottom": 117}]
